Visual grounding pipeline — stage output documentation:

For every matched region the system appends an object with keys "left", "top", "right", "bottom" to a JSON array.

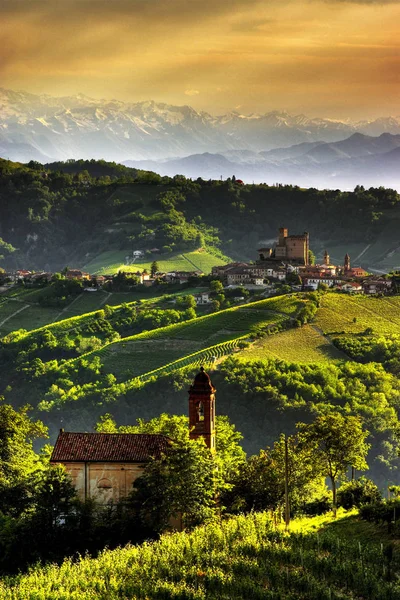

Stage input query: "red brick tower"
[{"left": 188, "top": 367, "right": 216, "bottom": 452}]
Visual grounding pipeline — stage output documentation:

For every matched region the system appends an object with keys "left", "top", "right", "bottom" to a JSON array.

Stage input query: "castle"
[
  {"left": 50, "top": 368, "right": 216, "bottom": 504},
  {"left": 258, "top": 228, "right": 310, "bottom": 265}
]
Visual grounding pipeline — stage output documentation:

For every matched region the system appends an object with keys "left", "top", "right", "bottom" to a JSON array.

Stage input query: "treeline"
[{"left": 333, "top": 333, "right": 400, "bottom": 375}]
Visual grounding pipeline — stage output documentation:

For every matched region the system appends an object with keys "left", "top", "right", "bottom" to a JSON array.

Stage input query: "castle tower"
[
  {"left": 324, "top": 250, "right": 330, "bottom": 266},
  {"left": 188, "top": 367, "right": 216, "bottom": 452},
  {"left": 344, "top": 253, "right": 350, "bottom": 273},
  {"left": 278, "top": 227, "right": 288, "bottom": 246}
]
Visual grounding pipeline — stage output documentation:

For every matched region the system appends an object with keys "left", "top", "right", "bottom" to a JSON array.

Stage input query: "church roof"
[{"left": 50, "top": 431, "right": 171, "bottom": 463}]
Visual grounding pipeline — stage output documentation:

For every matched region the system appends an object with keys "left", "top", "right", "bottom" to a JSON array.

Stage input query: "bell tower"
[
  {"left": 188, "top": 367, "right": 216, "bottom": 452},
  {"left": 324, "top": 250, "right": 330, "bottom": 266},
  {"left": 344, "top": 253, "right": 351, "bottom": 273}
]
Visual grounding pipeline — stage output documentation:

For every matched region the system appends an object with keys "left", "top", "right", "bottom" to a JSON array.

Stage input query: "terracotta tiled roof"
[{"left": 50, "top": 432, "right": 171, "bottom": 463}]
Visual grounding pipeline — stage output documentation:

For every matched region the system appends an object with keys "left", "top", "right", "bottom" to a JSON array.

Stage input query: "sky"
[{"left": 1, "top": 0, "right": 399, "bottom": 119}]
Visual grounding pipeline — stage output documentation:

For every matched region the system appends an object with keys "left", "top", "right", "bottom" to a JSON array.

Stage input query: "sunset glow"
[{"left": 1, "top": 0, "right": 399, "bottom": 118}]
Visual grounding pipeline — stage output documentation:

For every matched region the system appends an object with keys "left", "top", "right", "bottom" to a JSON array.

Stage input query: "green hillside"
[
  {"left": 84, "top": 249, "right": 226, "bottom": 275},
  {"left": 240, "top": 323, "right": 346, "bottom": 363},
  {"left": 2, "top": 158, "right": 400, "bottom": 272},
  {"left": 234, "top": 293, "right": 400, "bottom": 364},
  {"left": 2, "top": 509, "right": 398, "bottom": 600}
]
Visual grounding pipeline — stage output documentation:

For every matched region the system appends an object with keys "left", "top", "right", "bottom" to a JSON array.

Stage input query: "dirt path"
[{"left": 0, "top": 304, "right": 30, "bottom": 328}]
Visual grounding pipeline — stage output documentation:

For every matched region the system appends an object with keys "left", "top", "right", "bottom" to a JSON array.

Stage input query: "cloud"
[{"left": 185, "top": 89, "right": 200, "bottom": 96}]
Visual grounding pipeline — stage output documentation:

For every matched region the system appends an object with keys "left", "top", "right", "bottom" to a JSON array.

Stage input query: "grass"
[
  {"left": 83, "top": 249, "right": 227, "bottom": 275},
  {"left": 240, "top": 324, "right": 346, "bottom": 363},
  {"left": 55, "top": 292, "right": 109, "bottom": 319},
  {"left": 0, "top": 305, "right": 61, "bottom": 334}
]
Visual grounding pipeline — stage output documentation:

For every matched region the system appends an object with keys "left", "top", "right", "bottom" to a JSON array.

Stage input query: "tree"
[
  {"left": 0, "top": 237, "right": 15, "bottom": 261},
  {"left": 150, "top": 261, "right": 159, "bottom": 277},
  {"left": 0, "top": 403, "right": 48, "bottom": 487},
  {"left": 131, "top": 439, "right": 216, "bottom": 532},
  {"left": 225, "top": 434, "right": 317, "bottom": 515},
  {"left": 210, "top": 280, "right": 223, "bottom": 294},
  {"left": 297, "top": 414, "right": 370, "bottom": 515},
  {"left": 96, "top": 413, "right": 245, "bottom": 477},
  {"left": 337, "top": 476, "right": 381, "bottom": 509},
  {"left": 211, "top": 299, "right": 220, "bottom": 312}
]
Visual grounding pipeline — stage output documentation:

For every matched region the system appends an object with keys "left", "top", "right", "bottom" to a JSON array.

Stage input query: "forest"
[{"left": 0, "top": 157, "right": 399, "bottom": 270}]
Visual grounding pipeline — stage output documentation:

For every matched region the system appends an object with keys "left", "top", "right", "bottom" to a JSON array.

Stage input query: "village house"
[
  {"left": 193, "top": 291, "right": 211, "bottom": 305},
  {"left": 165, "top": 271, "right": 201, "bottom": 284},
  {"left": 301, "top": 275, "right": 344, "bottom": 290},
  {"left": 50, "top": 368, "right": 217, "bottom": 504},
  {"left": 65, "top": 269, "right": 91, "bottom": 281},
  {"left": 15, "top": 270, "right": 32, "bottom": 280},
  {"left": 362, "top": 278, "right": 392, "bottom": 295},
  {"left": 339, "top": 282, "right": 363, "bottom": 293}
]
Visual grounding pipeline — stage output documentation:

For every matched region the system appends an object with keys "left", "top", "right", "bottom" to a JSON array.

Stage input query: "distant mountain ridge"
[
  {"left": 2, "top": 87, "right": 400, "bottom": 165},
  {"left": 123, "top": 132, "right": 400, "bottom": 190}
]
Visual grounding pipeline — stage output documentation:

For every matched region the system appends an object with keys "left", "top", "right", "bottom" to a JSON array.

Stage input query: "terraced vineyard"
[
  {"left": 315, "top": 294, "right": 400, "bottom": 336},
  {"left": 77, "top": 295, "right": 298, "bottom": 380},
  {"left": 240, "top": 324, "right": 347, "bottom": 363}
]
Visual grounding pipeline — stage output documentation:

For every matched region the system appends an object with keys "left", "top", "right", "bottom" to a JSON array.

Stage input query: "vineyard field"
[
  {"left": 240, "top": 324, "right": 347, "bottom": 363},
  {"left": 315, "top": 294, "right": 400, "bottom": 336},
  {"left": 2, "top": 509, "right": 399, "bottom": 600},
  {"left": 76, "top": 295, "right": 298, "bottom": 379}
]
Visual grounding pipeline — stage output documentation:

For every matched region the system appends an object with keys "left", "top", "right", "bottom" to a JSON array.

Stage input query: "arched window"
[
  {"left": 97, "top": 478, "right": 112, "bottom": 490},
  {"left": 198, "top": 401, "right": 204, "bottom": 421}
]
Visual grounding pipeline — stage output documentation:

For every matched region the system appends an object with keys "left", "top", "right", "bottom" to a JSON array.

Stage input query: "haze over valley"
[{"left": 2, "top": 87, "right": 400, "bottom": 189}]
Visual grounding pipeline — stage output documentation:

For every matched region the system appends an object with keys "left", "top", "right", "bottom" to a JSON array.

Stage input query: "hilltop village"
[
  {"left": 0, "top": 227, "right": 395, "bottom": 299},
  {"left": 213, "top": 227, "right": 391, "bottom": 295}
]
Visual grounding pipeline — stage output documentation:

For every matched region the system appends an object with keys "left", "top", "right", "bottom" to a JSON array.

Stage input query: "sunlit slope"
[
  {"left": 83, "top": 249, "right": 227, "bottom": 275},
  {"left": 2, "top": 509, "right": 398, "bottom": 600},
  {"left": 315, "top": 294, "right": 400, "bottom": 336},
  {"left": 76, "top": 295, "right": 303, "bottom": 381},
  {"left": 239, "top": 323, "right": 346, "bottom": 363},
  {"left": 234, "top": 293, "right": 400, "bottom": 363}
]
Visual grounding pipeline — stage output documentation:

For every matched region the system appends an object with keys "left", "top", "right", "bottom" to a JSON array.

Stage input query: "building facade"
[{"left": 50, "top": 368, "right": 217, "bottom": 503}]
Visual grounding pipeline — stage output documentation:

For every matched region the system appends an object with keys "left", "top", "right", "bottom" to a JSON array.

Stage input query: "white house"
[{"left": 194, "top": 292, "right": 211, "bottom": 305}]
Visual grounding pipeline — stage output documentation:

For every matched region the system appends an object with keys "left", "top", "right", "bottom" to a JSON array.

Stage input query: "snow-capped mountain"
[{"left": 1, "top": 87, "right": 400, "bottom": 163}]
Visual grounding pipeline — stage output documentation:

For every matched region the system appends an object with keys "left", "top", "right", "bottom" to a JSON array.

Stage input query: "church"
[{"left": 50, "top": 367, "right": 216, "bottom": 504}]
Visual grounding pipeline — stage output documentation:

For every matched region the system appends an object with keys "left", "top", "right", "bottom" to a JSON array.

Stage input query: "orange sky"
[{"left": 1, "top": 0, "right": 399, "bottom": 119}]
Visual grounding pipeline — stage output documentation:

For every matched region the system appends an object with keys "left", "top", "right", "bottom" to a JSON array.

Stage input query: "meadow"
[
  {"left": 83, "top": 249, "right": 227, "bottom": 275},
  {"left": 1, "top": 509, "right": 398, "bottom": 600}
]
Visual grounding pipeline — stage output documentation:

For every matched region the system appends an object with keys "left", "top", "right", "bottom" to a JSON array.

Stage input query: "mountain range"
[
  {"left": 1, "top": 87, "right": 400, "bottom": 189},
  {"left": 124, "top": 133, "right": 400, "bottom": 190}
]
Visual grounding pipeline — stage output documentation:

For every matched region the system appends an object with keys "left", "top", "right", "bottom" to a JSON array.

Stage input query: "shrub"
[
  {"left": 301, "top": 494, "right": 332, "bottom": 516},
  {"left": 337, "top": 477, "right": 382, "bottom": 509}
]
